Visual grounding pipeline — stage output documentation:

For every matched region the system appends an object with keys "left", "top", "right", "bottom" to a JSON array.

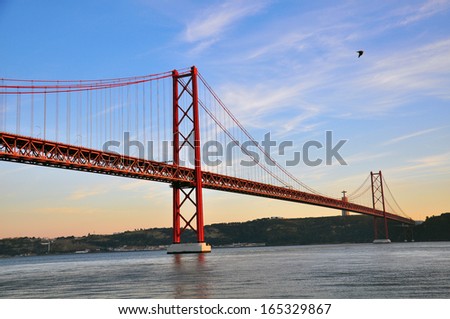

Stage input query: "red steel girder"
[{"left": 0, "top": 132, "right": 414, "bottom": 226}]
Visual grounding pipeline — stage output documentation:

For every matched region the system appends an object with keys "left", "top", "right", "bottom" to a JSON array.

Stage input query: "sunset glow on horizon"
[{"left": 1, "top": 0, "right": 450, "bottom": 239}]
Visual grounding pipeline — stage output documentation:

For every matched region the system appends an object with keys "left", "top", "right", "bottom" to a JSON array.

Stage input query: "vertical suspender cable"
[
  {"left": 84, "top": 90, "right": 88, "bottom": 146},
  {"left": 135, "top": 84, "right": 139, "bottom": 147},
  {"left": 212, "top": 90, "right": 217, "bottom": 174},
  {"left": 95, "top": 90, "right": 98, "bottom": 149},
  {"left": 66, "top": 92, "right": 71, "bottom": 144},
  {"left": 200, "top": 83, "right": 206, "bottom": 171},
  {"left": 98, "top": 89, "right": 101, "bottom": 149},
  {"left": 219, "top": 99, "right": 227, "bottom": 176},
  {"left": 127, "top": 86, "right": 130, "bottom": 136},
  {"left": 157, "top": 80, "right": 160, "bottom": 160},
  {"left": 44, "top": 91, "right": 47, "bottom": 140},
  {"left": 109, "top": 87, "right": 112, "bottom": 142},
  {"left": 102, "top": 88, "right": 105, "bottom": 149},
  {"left": 5, "top": 88, "right": 7, "bottom": 133},
  {"left": 163, "top": 78, "right": 166, "bottom": 143},
  {"left": 143, "top": 82, "right": 146, "bottom": 156},
  {"left": 150, "top": 81, "right": 153, "bottom": 147},
  {"left": 0, "top": 79, "right": 3, "bottom": 132},
  {"left": 103, "top": 88, "right": 106, "bottom": 147},
  {"left": 77, "top": 90, "right": 81, "bottom": 145},
  {"left": 16, "top": 93, "right": 21, "bottom": 135},
  {"left": 31, "top": 81, "right": 34, "bottom": 136},
  {"left": 232, "top": 113, "right": 237, "bottom": 178},
  {"left": 56, "top": 83, "right": 59, "bottom": 141},
  {"left": 96, "top": 90, "right": 99, "bottom": 149},
  {"left": 89, "top": 90, "right": 93, "bottom": 148},
  {"left": 120, "top": 86, "right": 124, "bottom": 146}
]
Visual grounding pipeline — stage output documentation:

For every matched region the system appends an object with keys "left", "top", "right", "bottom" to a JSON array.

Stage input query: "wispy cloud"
[
  {"left": 220, "top": 83, "right": 300, "bottom": 116},
  {"left": 68, "top": 186, "right": 109, "bottom": 200},
  {"left": 218, "top": 81, "right": 326, "bottom": 136},
  {"left": 246, "top": 32, "right": 314, "bottom": 61},
  {"left": 306, "top": 38, "right": 450, "bottom": 118},
  {"left": 344, "top": 151, "right": 391, "bottom": 165},
  {"left": 382, "top": 127, "right": 444, "bottom": 146},
  {"left": 361, "top": 39, "right": 450, "bottom": 97},
  {"left": 397, "top": 0, "right": 450, "bottom": 26},
  {"left": 184, "top": 0, "right": 268, "bottom": 52},
  {"left": 398, "top": 151, "right": 450, "bottom": 173},
  {"left": 208, "top": 0, "right": 450, "bottom": 124},
  {"left": 278, "top": 111, "right": 323, "bottom": 135},
  {"left": 218, "top": 30, "right": 449, "bottom": 131}
]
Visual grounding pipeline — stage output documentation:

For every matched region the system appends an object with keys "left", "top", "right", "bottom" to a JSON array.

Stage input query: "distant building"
[{"left": 341, "top": 191, "right": 349, "bottom": 216}]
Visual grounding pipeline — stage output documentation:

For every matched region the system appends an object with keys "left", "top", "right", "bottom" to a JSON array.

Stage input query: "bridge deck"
[{"left": 0, "top": 132, "right": 414, "bottom": 225}]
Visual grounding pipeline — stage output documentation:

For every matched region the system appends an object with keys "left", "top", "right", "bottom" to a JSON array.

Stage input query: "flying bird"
[{"left": 356, "top": 50, "right": 364, "bottom": 58}]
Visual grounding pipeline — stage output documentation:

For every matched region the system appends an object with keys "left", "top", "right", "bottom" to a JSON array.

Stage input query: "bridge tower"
[
  {"left": 371, "top": 171, "right": 391, "bottom": 243},
  {"left": 341, "top": 190, "right": 349, "bottom": 216},
  {"left": 167, "top": 66, "right": 211, "bottom": 254}
]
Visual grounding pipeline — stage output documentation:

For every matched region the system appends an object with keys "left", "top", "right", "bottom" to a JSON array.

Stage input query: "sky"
[{"left": 1, "top": 0, "right": 450, "bottom": 238}]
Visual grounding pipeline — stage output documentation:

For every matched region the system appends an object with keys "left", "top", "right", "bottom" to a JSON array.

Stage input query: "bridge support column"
[
  {"left": 168, "top": 66, "right": 211, "bottom": 254},
  {"left": 371, "top": 171, "right": 391, "bottom": 244}
]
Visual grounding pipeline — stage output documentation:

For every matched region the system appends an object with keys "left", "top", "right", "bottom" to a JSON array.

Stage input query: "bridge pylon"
[
  {"left": 371, "top": 171, "right": 391, "bottom": 244},
  {"left": 167, "top": 66, "right": 211, "bottom": 254}
]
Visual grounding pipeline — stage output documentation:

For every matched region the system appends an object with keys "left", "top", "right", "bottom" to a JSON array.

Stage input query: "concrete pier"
[
  {"left": 373, "top": 239, "right": 391, "bottom": 244},
  {"left": 167, "top": 243, "right": 212, "bottom": 254}
]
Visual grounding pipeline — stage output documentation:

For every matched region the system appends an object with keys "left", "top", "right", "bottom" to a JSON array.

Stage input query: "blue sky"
[{"left": 1, "top": 0, "right": 450, "bottom": 238}]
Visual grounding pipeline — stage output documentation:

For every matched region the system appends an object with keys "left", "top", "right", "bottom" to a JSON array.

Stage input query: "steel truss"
[
  {"left": 172, "top": 67, "right": 205, "bottom": 243},
  {"left": 371, "top": 171, "right": 389, "bottom": 239},
  {"left": 0, "top": 132, "right": 414, "bottom": 226}
]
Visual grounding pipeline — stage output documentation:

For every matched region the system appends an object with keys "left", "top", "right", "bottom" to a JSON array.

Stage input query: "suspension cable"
[
  {"left": 197, "top": 72, "right": 325, "bottom": 195},
  {"left": 382, "top": 176, "right": 410, "bottom": 218},
  {"left": 347, "top": 174, "right": 371, "bottom": 198}
]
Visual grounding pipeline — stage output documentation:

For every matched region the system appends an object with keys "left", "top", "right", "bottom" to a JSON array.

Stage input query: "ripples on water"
[{"left": 1, "top": 242, "right": 449, "bottom": 298}]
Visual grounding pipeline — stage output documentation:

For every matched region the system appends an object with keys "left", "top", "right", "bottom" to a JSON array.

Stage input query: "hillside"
[
  {"left": 414, "top": 213, "right": 450, "bottom": 241},
  {"left": 1, "top": 213, "right": 449, "bottom": 257}
]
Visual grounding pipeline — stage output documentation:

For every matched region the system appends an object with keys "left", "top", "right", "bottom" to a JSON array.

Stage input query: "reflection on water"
[
  {"left": 172, "top": 254, "right": 210, "bottom": 298},
  {"left": 0, "top": 242, "right": 449, "bottom": 298}
]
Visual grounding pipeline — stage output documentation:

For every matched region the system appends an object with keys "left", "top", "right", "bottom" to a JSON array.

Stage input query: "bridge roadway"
[{"left": 0, "top": 132, "right": 414, "bottom": 225}]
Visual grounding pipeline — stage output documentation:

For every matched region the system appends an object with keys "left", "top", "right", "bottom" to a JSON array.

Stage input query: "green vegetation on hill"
[
  {"left": 1, "top": 213, "right": 449, "bottom": 257},
  {"left": 0, "top": 237, "right": 49, "bottom": 256},
  {"left": 206, "top": 216, "right": 378, "bottom": 246},
  {"left": 414, "top": 213, "right": 450, "bottom": 241}
]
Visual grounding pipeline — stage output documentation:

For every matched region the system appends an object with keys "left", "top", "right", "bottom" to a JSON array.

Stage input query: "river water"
[{"left": 0, "top": 242, "right": 449, "bottom": 298}]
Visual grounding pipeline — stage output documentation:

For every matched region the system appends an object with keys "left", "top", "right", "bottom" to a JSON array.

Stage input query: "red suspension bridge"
[{"left": 0, "top": 66, "right": 414, "bottom": 253}]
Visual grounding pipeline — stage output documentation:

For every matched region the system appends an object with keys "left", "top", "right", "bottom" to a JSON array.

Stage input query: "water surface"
[{"left": 1, "top": 242, "right": 449, "bottom": 298}]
